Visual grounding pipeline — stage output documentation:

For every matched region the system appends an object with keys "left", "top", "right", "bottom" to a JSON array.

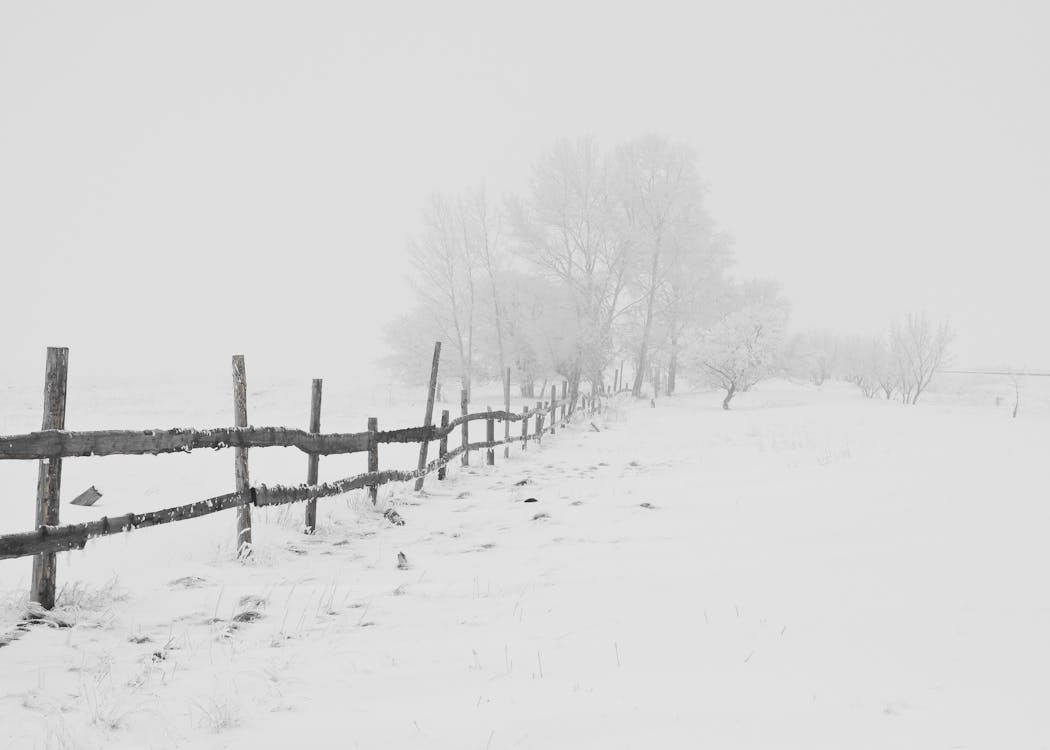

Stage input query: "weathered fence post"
[
  {"left": 561, "top": 381, "right": 567, "bottom": 425},
  {"left": 438, "top": 410, "right": 450, "bottom": 480},
  {"left": 414, "top": 341, "right": 442, "bottom": 492},
  {"left": 304, "top": 379, "right": 322, "bottom": 534},
  {"left": 460, "top": 389, "right": 469, "bottom": 467},
  {"left": 520, "top": 404, "right": 529, "bottom": 449},
  {"left": 30, "top": 347, "right": 69, "bottom": 611},
  {"left": 486, "top": 407, "right": 495, "bottom": 466},
  {"left": 232, "top": 355, "right": 252, "bottom": 558},
  {"left": 535, "top": 401, "right": 544, "bottom": 444},
  {"left": 550, "top": 386, "right": 558, "bottom": 435},
  {"left": 367, "top": 417, "right": 379, "bottom": 504},
  {"left": 503, "top": 367, "right": 511, "bottom": 459}
]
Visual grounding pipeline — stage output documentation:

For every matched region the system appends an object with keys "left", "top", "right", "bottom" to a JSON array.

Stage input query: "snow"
[{"left": 2, "top": 377, "right": 1050, "bottom": 748}]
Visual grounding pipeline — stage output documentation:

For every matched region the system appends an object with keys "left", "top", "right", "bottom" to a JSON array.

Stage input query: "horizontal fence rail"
[
  {"left": 0, "top": 409, "right": 536, "bottom": 461},
  {"left": 0, "top": 344, "right": 609, "bottom": 611}
]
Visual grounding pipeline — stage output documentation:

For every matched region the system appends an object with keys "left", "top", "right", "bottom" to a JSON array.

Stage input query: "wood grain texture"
[
  {"left": 30, "top": 347, "right": 68, "bottom": 610},
  {"left": 414, "top": 341, "right": 441, "bottom": 492},
  {"left": 232, "top": 355, "right": 252, "bottom": 557},
  {"left": 304, "top": 379, "right": 322, "bottom": 533}
]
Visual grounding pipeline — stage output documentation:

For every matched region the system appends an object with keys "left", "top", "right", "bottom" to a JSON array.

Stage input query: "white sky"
[{"left": 2, "top": 0, "right": 1048, "bottom": 387}]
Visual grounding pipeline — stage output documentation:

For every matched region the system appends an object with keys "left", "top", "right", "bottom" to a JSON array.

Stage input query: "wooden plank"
[
  {"left": 70, "top": 486, "right": 102, "bottom": 507},
  {"left": 30, "top": 346, "right": 68, "bottom": 611},
  {"left": 304, "top": 379, "right": 322, "bottom": 534},
  {"left": 520, "top": 404, "right": 528, "bottom": 449},
  {"left": 414, "top": 341, "right": 441, "bottom": 492},
  {"left": 550, "top": 386, "right": 557, "bottom": 435},
  {"left": 0, "top": 426, "right": 371, "bottom": 460},
  {"left": 1, "top": 491, "right": 251, "bottom": 560},
  {"left": 535, "top": 401, "right": 544, "bottom": 444},
  {"left": 437, "top": 410, "right": 450, "bottom": 480},
  {"left": 232, "top": 355, "right": 252, "bottom": 558},
  {"left": 486, "top": 407, "right": 495, "bottom": 466},
  {"left": 368, "top": 417, "right": 379, "bottom": 505}
]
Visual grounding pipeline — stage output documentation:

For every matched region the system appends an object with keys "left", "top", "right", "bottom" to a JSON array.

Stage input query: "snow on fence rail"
[{"left": 0, "top": 345, "right": 606, "bottom": 611}]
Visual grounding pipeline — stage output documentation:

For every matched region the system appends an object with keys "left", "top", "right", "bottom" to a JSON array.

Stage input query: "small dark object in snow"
[
  {"left": 589, "top": 422, "right": 601, "bottom": 432},
  {"left": 384, "top": 508, "right": 405, "bottom": 526},
  {"left": 169, "top": 576, "right": 208, "bottom": 589},
  {"left": 570, "top": 500, "right": 584, "bottom": 506},
  {"left": 71, "top": 486, "right": 102, "bottom": 507},
  {"left": 532, "top": 512, "right": 549, "bottom": 521},
  {"left": 514, "top": 479, "right": 530, "bottom": 486},
  {"left": 523, "top": 497, "right": 538, "bottom": 503},
  {"left": 232, "top": 610, "right": 263, "bottom": 623},
  {"left": 639, "top": 502, "right": 657, "bottom": 510},
  {"left": 397, "top": 551, "right": 409, "bottom": 569},
  {"left": 650, "top": 398, "right": 656, "bottom": 408}
]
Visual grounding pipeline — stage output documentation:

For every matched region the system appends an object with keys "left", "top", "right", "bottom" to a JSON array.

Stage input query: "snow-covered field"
[{"left": 2, "top": 376, "right": 1049, "bottom": 748}]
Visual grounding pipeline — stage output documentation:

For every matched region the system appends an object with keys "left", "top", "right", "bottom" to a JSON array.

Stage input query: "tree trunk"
[
  {"left": 631, "top": 243, "right": 663, "bottom": 398},
  {"left": 667, "top": 338, "right": 678, "bottom": 395},
  {"left": 722, "top": 383, "right": 736, "bottom": 410}
]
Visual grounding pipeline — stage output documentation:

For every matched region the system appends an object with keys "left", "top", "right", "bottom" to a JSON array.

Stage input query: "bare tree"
[
  {"left": 408, "top": 194, "right": 479, "bottom": 400},
  {"left": 507, "top": 137, "right": 633, "bottom": 399},
  {"left": 692, "top": 281, "right": 790, "bottom": 409},
  {"left": 614, "top": 135, "right": 707, "bottom": 398},
  {"left": 889, "top": 313, "right": 953, "bottom": 405}
]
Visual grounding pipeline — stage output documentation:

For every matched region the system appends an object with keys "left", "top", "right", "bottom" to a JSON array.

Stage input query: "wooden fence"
[{"left": 0, "top": 345, "right": 607, "bottom": 610}]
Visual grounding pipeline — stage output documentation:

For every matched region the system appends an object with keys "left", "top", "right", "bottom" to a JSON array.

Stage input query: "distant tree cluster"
[
  {"left": 383, "top": 135, "right": 774, "bottom": 406},
  {"left": 785, "top": 313, "right": 954, "bottom": 404}
]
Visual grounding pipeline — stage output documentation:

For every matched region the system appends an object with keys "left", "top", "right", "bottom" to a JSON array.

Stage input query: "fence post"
[
  {"left": 438, "top": 410, "right": 450, "bottom": 480},
  {"left": 29, "top": 347, "right": 69, "bottom": 611},
  {"left": 304, "top": 379, "right": 322, "bottom": 534},
  {"left": 486, "top": 407, "right": 495, "bottom": 466},
  {"left": 550, "top": 386, "right": 557, "bottom": 435},
  {"left": 535, "top": 401, "right": 544, "bottom": 444},
  {"left": 503, "top": 367, "right": 511, "bottom": 459},
  {"left": 561, "top": 381, "right": 567, "bottom": 426},
  {"left": 367, "top": 417, "right": 379, "bottom": 504},
  {"left": 460, "top": 389, "right": 469, "bottom": 467},
  {"left": 414, "top": 341, "right": 441, "bottom": 492},
  {"left": 521, "top": 404, "right": 529, "bottom": 449},
  {"left": 232, "top": 355, "right": 252, "bottom": 558}
]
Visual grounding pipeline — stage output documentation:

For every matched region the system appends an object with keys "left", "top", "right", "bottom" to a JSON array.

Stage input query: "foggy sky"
[{"left": 2, "top": 0, "right": 1048, "bottom": 387}]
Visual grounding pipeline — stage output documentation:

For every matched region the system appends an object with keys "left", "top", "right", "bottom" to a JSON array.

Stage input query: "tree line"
[{"left": 383, "top": 134, "right": 952, "bottom": 410}]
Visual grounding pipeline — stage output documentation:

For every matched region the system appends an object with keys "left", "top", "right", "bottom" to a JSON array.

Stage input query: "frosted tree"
[
  {"left": 794, "top": 330, "right": 841, "bottom": 386},
  {"left": 840, "top": 335, "right": 893, "bottom": 399},
  {"left": 507, "top": 137, "right": 633, "bottom": 397},
  {"left": 691, "top": 281, "right": 790, "bottom": 410},
  {"left": 406, "top": 194, "right": 480, "bottom": 400},
  {"left": 661, "top": 230, "right": 732, "bottom": 395},
  {"left": 889, "top": 313, "right": 953, "bottom": 405},
  {"left": 614, "top": 135, "right": 710, "bottom": 398}
]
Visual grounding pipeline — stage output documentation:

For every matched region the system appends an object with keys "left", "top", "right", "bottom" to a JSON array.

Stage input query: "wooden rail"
[
  {"left": 0, "top": 344, "right": 604, "bottom": 586},
  {"left": 0, "top": 410, "right": 534, "bottom": 461}
]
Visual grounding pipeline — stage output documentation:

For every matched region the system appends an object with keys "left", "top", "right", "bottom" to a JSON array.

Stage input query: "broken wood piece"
[{"left": 71, "top": 486, "right": 102, "bottom": 507}]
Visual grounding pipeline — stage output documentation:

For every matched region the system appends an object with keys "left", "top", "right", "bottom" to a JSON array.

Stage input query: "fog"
[{"left": 2, "top": 0, "right": 1048, "bottom": 385}]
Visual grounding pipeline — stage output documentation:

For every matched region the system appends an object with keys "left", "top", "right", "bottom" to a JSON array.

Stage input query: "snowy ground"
[{"left": 2, "top": 377, "right": 1050, "bottom": 748}]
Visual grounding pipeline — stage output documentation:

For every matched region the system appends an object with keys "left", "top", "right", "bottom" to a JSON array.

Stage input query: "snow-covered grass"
[{"left": 2, "top": 377, "right": 1049, "bottom": 748}]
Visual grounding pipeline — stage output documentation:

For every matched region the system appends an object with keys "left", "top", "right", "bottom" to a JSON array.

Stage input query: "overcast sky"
[{"left": 2, "top": 0, "right": 1047, "bottom": 387}]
